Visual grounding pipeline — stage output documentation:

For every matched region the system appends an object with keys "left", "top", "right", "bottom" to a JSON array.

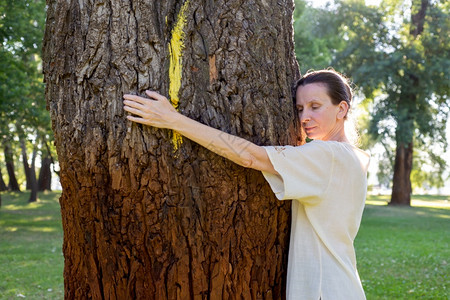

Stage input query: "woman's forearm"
[
  {"left": 172, "top": 114, "right": 260, "bottom": 168},
  {"left": 123, "top": 90, "right": 276, "bottom": 173}
]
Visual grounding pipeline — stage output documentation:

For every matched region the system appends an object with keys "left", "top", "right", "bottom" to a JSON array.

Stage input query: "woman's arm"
[{"left": 123, "top": 90, "right": 278, "bottom": 174}]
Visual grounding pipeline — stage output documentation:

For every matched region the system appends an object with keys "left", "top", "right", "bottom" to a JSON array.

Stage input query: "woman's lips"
[{"left": 304, "top": 126, "right": 315, "bottom": 133}]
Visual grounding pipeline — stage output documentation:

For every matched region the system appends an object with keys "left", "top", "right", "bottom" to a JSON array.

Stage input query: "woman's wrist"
[{"left": 169, "top": 112, "right": 188, "bottom": 132}]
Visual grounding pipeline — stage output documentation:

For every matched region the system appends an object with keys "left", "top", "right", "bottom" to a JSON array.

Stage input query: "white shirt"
[{"left": 262, "top": 140, "right": 370, "bottom": 300}]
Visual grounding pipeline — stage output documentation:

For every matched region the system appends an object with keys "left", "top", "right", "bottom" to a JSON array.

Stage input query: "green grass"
[
  {"left": 0, "top": 191, "right": 64, "bottom": 300},
  {"left": 0, "top": 192, "right": 448, "bottom": 299},
  {"left": 356, "top": 195, "right": 449, "bottom": 299}
]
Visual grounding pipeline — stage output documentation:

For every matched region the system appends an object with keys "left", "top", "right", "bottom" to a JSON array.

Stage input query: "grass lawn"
[
  {"left": 0, "top": 191, "right": 448, "bottom": 299},
  {"left": 0, "top": 191, "right": 64, "bottom": 300},
  {"left": 356, "top": 194, "right": 449, "bottom": 299}
]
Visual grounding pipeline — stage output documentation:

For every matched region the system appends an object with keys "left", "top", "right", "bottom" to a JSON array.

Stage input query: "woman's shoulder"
[
  {"left": 266, "top": 140, "right": 368, "bottom": 156},
  {"left": 312, "top": 140, "right": 368, "bottom": 154},
  {"left": 319, "top": 140, "right": 370, "bottom": 171},
  {"left": 263, "top": 140, "right": 334, "bottom": 160}
]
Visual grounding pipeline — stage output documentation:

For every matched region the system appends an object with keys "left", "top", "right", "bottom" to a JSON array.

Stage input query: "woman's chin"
[{"left": 305, "top": 133, "right": 319, "bottom": 140}]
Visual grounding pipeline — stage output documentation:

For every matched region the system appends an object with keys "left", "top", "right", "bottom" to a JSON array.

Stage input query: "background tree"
[
  {"left": 3, "top": 141, "right": 21, "bottom": 191},
  {"left": 43, "top": 0, "right": 299, "bottom": 298},
  {"left": 38, "top": 141, "right": 53, "bottom": 191},
  {"left": 0, "top": 0, "right": 52, "bottom": 200},
  {"left": 294, "top": 0, "right": 450, "bottom": 205},
  {"left": 0, "top": 167, "right": 6, "bottom": 191}
]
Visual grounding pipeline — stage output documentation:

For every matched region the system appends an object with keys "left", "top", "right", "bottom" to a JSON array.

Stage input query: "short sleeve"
[{"left": 261, "top": 141, "right": 334, "bottom": 203}]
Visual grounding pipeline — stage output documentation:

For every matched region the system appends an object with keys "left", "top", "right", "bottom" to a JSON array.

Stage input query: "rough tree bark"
[
  {"left": 43, "top": 0, "right": 299, "bottom": 299},
  {"left": 390, "top": 0, "right": 429, "bottom": 206}
]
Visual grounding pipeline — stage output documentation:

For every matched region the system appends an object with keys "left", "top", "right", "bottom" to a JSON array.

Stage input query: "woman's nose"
[{"left": 300, "top": 112, "right": 310, "bottom": 124}]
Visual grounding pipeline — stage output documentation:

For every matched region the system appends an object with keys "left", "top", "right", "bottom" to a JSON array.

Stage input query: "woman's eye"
[{"left": 312, "top": 106, "right": 320, "bottom": 110}]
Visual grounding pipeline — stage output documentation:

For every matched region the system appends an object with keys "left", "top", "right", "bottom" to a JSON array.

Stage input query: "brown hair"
[{"left": 293, "top": 69, "right": 353, "bottom": 117}]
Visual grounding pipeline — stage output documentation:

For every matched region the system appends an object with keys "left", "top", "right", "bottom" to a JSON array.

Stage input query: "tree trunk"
[
  {"left": 0, "top": 167, "right": 7, "bottom": 191},
  {"left": 390, "top": 89, "right": 415, "bottom": 206},
  {"left": 0, "top": 166, "right": 6, "bottom": 207},
  {"left": 4, "top": 143, "right": 21, "bottom": 192},
  {"left": 20, "top": 138, "right": 33, "bottom": 190},
  {"left": 38, "top": 155, "right": 52, "bottom": 191},
  {"left": 410, "top": 0, "right": 429, "bottom": 37},
  {"left": 43, "top": 0, "right": 299, "bottom": 299},
  {"left": 390, "top": 91, "right": 415, "bottom": 206},
  {"left": 28, "top": 147, "right": 38, "bottom": 203},
  {"left": 390, "top": 142, "right": 413, "bottom": 205}
]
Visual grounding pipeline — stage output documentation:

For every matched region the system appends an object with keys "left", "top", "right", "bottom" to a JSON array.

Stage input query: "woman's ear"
[{"left": 337, "top": 100, "right": 349, "bottom": 120}]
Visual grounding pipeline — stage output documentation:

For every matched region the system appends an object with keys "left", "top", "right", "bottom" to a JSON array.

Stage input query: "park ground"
[{"left": 0, "top": 191, "right": 448, "bottom": 299}]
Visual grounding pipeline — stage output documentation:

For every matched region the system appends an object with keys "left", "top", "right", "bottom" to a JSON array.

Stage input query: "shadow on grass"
[
  {"left": 0, "top": 191, "right": 63, "bottom": 235},
  {"left": 366, "top": 194, "right": 450, "bottom": 211}
]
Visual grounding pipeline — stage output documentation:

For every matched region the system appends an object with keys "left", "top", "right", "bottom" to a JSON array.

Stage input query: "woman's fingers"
[
  {"left": 126, "top": 115, "right": 146, "bottom": 124},
  {"left": 123, "top": 99, "right": 145, "bottom": 111},
  {"left": 123, "top": 93, "right": 154, "bottom": 106},
  {"left": 123, "top": 91, "right": 168, "bottom": 109},
  {"left": 145, "top": 90, "right": 167, "bottom": 101},
  {"left": 123, "top": 105, "right": 145, "bottom": 117}
]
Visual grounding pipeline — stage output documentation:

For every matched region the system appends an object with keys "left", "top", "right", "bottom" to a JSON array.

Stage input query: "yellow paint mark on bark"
[{"left": 169, "top": 1, "right": 189, "bottom": 151}]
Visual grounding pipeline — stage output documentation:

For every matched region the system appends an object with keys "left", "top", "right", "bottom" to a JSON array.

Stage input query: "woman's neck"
[{"left": 321, "top": 123, "right": 349, "bottom": 143}]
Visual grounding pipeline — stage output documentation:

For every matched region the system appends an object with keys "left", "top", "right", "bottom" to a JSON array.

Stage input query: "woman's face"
[{"left": 296, "top": 83, "right": 346, "bottom": 141}]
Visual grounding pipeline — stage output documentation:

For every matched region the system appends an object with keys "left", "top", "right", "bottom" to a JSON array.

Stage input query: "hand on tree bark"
[{"left": 123, "top": 90, "right": 180, "bottom": 129}]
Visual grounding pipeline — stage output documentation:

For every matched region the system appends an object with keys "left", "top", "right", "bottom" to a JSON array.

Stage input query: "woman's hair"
[
  {"left": 293, "top": 69, "right": 360, "bottom": 145},
  {"left": 293, "top": 69, "right": 353, "bottom": 116}
]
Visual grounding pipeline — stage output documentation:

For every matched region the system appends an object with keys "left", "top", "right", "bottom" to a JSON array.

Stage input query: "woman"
[{"left": 123, "top": 69, "right": 370, "bottom": 300}]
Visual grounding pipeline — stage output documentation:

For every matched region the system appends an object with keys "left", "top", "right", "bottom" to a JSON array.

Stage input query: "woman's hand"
[{"left": 123, "top": 90, "right": 179, "bottom": 129}]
